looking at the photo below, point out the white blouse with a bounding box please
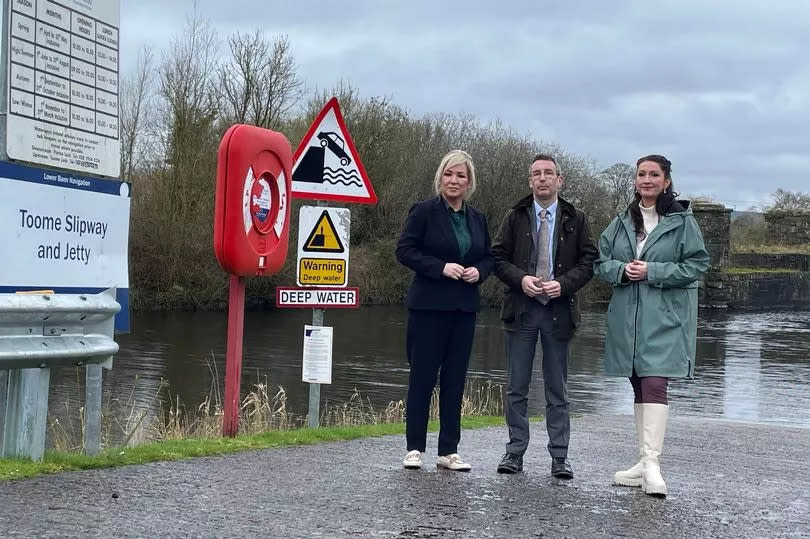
[635,203,660,256]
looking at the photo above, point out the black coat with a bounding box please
[396,196,493,312]
[492,195,597,338]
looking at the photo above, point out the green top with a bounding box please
[444,199,471,259]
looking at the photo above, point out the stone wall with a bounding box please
[720,272,810,309]
[692,201,731,270]
[691,203,810,309]
[730,253,810,271]
[700,272,729,309]
[765,211,810,245]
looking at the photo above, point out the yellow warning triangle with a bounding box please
[303,210,345,253]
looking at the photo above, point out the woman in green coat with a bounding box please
[594,155,709,498]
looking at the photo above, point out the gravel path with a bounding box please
[0,413,807,538]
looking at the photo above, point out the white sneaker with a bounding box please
[436,453,472,471]
[403,450,422,469]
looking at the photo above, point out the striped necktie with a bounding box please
[535,209,550,304]
[536,209,550,279]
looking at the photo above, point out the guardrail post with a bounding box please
[84,363,103,456]
[81,288,118,456]
[2,368,51,461]
[0,371,7,439]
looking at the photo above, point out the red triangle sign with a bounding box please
[291,98,377,204]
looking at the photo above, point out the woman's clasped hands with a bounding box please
[624,259,648,281]
[442,263,480,283]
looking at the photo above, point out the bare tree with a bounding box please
[598,163,637,214]
[119,46,154,182]
[158,8,220,170]
[768,189,810,211]
[132,8,221,305]
[218,32,304,129]
[304,79,361,121]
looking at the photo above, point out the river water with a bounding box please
[46,306,810,444]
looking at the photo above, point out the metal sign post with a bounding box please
[306,307,325,428]
[305,200,328,428]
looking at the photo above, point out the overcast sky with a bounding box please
[121,1,809,210]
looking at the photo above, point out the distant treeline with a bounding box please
[121,17,643,310]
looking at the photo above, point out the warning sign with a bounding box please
[297,206,350,287]
[298,258,346,286]
[291,98,377,204]
[303,211,345,253]
[276,287,360,308]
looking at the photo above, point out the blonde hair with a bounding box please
[433,150,477,199]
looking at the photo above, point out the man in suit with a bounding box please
[491,154,597,478]
[395,150,493,471]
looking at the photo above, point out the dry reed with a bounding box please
[46,374,504,451]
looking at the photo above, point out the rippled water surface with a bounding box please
[47,306,810,438]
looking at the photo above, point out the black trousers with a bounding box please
[405,309,476,456]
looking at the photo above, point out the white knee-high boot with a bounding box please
[613,403,644,487]
[641,403,668,497]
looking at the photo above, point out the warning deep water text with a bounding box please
[276,287,359,308]
[299,258,346,285]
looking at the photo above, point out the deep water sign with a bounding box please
[276,286,359,308]
[0,161,131,331]
[296,206,350,287]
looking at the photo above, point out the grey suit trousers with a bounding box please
[504,301,570,458]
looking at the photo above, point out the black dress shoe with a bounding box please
[551,457,573,479]
[497,452,523,474]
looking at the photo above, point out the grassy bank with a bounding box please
[0,379,516,481]
[0,416,508,482]
[722,267,801,274]
[732,243,810,255]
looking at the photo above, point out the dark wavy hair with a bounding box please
[629,154,683,241]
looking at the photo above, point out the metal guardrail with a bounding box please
[0,288,120,461]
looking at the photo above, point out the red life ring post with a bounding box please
[214,125,293,437]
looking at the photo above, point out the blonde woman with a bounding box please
[395,150,493,471]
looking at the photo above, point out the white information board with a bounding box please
[302,325,333,384]
[0,160,130,330]
[4,0,121,177]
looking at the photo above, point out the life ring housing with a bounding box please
[214,124,292,276]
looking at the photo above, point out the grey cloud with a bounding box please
[121,0,810,206]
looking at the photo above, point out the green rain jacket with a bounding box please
[594,202,710,378]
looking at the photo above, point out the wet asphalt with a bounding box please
[0,413,807,538]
